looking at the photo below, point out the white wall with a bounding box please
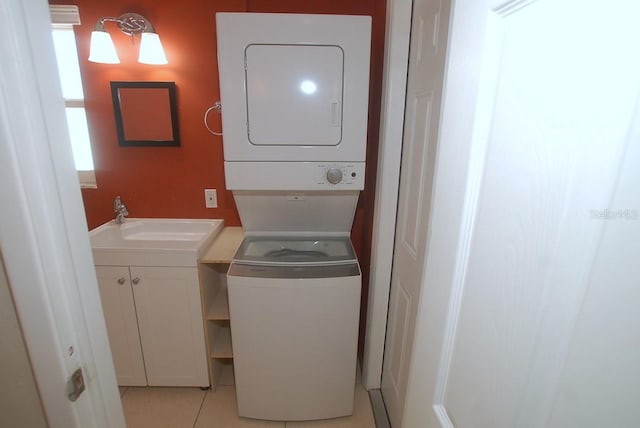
[0,254,48,428]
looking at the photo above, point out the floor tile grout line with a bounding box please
[192,387,209,428]
[118,384,374,427]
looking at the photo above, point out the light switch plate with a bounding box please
[204,189,217,208]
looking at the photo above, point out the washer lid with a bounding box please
[232,190,360,234]
[234,236,356,266]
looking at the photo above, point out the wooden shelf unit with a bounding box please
[198,227,244,389]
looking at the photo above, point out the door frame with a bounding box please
[6,0,424,420]
[0,0,124,426]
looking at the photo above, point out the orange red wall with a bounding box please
[51,0,386,359]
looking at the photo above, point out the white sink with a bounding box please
[90,218,224,267]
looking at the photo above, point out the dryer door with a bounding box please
[246,44,343,147]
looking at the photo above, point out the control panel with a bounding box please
[225,161,365,190]
[318,164,362,187]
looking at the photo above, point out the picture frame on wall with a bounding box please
[110,81,180,147]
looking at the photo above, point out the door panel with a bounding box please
[548,130,640,427]
[95,266,147,386]
[399,0,640,426]
[387,281,411,390]
[443,2,640,426]
[381,0,450,426]
[131,267,208,387]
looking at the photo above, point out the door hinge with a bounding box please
[66,367,86,402]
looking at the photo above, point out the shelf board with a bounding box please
[210,326,232,358]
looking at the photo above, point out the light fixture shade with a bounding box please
[138,32,168,65]
[88,30,120,64]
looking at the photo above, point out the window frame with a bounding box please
[50,5,97,189]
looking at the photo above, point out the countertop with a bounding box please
[198,227,244,263]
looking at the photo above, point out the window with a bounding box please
[50,5,96,188]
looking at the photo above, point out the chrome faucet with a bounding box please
[114,196,128,224]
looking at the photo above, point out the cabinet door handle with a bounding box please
[132,277,140,285]
[117,277,126,285]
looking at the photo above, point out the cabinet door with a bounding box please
[95,266,147,386]
[131,267,208,387]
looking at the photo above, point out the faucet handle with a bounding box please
[114,196,122,211]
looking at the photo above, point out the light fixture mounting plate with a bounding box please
[116,13,153,36]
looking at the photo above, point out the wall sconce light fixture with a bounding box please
[89,13,167,65]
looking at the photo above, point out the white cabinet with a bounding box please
[96,266,208,387]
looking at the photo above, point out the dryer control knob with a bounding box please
[326,168,343,184]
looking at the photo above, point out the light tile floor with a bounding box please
[119,383,375,428]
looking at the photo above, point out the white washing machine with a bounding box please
[227,236,361,421]
[216,12,371,421]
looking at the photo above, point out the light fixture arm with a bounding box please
[89,12,167,65]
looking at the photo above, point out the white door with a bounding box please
[380,0,451,426]
[132,267,209,387]
[1,0,124,426]
[397,0,640,426]
[95,266,147,386]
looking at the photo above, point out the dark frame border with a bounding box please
[110,81,180,147]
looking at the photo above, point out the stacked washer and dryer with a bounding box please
[215,13,371,421]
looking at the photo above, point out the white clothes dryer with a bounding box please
[216,12,371,164]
